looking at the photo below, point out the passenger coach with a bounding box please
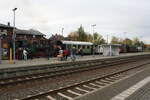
[56,40,93,55]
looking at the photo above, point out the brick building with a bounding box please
[0,23,49,60]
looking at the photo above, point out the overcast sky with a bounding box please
[0,0,150,43]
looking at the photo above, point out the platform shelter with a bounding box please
[102,44,120,56]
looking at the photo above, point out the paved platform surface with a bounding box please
[126,79,150,100]
[75,61,150,100]
[0,52,150,69]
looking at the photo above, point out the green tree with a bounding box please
[67,25,105,44]
[87,34,93,42]
[132,37,143,46]
[93,32,105,44]
[77,25,87,41]
[67,25,88,41]
[68,31,78,41]
[111,36,120,44]
[140,41,145,46]
[123,38,133,45]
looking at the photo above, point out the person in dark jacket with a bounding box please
[71,46,76,61]
[78,47,83,57]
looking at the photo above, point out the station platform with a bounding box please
[0,52,150,69]
[75,59,150,100]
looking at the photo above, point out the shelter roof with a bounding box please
[101,44,121,47]
[61,40,93,45]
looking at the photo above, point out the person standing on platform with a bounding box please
[58,47,63,61]
[63,49,69,61]
[23,49,28,61]
[71,46,76,61]
[79,47,83,57]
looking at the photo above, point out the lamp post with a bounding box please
[12,8,17,64]
[92,24,96,42]
[91,24,96,56]
[0,31,2,64]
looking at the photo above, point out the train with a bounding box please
[55,40,93,55]
[55,40,143,55]
[25,40,143,59]
[119,44,142,53]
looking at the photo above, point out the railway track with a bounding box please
[1,55,150,86]
[19,61,150,100]
[1,54,149,80]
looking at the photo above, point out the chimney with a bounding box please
[8,22,10,26]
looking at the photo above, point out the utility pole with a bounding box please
[61,28,64,36]
[91,24,96,56]
[12,8,17,64]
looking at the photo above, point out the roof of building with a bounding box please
[15,29,45,36]
[0,23,13,28]
[0,23,45,36]
[101,44,121,47]
[61,40,93,45]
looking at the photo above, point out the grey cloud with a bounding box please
[0,0,150,43]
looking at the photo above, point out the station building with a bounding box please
[0,23,49,60]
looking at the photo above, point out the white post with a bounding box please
[110,45,112,56]
[107,34,108,44]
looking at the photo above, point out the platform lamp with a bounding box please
[0,30,2,64]
[12,8,17,64]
